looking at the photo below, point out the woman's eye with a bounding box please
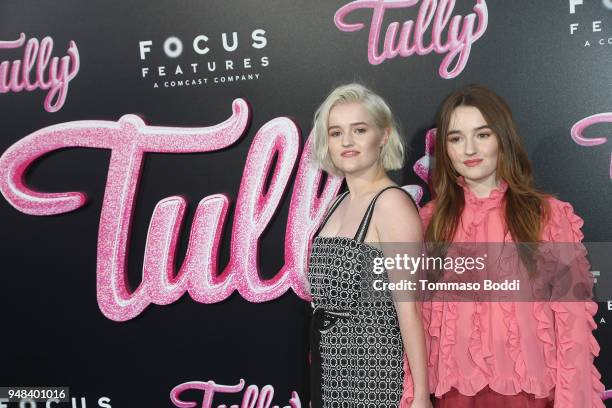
[477,133,491,139]
[329,131,341,137]
[448,136,461,143]
[355,128,366,134]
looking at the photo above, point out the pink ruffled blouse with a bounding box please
[401,179,604,407]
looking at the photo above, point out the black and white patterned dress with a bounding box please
[309,186,412,408]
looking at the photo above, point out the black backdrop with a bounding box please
[1,1,610,407]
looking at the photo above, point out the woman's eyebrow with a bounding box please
[328,122,370,130]
[447,125,490,135]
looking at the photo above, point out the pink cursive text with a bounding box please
[0,99,343,321]
[334,0,488,78]
[0,33,79,113]
[571,113,612,179]
[170,379,301,408]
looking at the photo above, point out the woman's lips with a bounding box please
[341,151,360,157]
[463,159,483,167]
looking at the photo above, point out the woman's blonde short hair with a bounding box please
[312,83,404,176]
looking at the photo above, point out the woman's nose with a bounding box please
[341,131,354,146]
[464,136,476,155]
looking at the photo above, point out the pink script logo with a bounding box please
[334,0,488,79]
[171,380,301,408]
[0,100,343,321]
[571,113,612,179]
[0,33,79,113]
[0,100,433,322]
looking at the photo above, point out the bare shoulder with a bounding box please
[372,187,422,242]
[374,187,419,218]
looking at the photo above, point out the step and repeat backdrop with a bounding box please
[0,1,610,407]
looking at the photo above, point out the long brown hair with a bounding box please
[426,85,550,272]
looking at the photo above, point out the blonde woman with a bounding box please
[308,83,431,407]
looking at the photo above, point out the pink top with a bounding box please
[401,179,604,407]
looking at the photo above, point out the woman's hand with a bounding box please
[410,395,433,408]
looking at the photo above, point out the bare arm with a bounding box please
[373,188,431,407]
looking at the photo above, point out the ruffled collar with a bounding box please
[457,176,508,207]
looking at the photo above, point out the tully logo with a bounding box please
[334,0,488,79]
[0,33,79,113]
[0,97,438,322]
[171,380,302,408]
[571,113,612,179]
[0,100,343,322]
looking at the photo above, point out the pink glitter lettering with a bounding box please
[571,113,612,179]
[0,33,79,113]
[334,0,488,78]
[170,379,302,408]
[0,100,342,321]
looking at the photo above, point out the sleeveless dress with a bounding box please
[308,186,414,408]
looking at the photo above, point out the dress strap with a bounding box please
[314,191,350,237]
[353,186,417,243]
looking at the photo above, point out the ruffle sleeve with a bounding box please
[544,198,604,407]
[419,201,435,229]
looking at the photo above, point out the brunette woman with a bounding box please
[420,84,603,407]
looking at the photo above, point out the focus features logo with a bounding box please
[569,0,612,47]
[138,30,269,89]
